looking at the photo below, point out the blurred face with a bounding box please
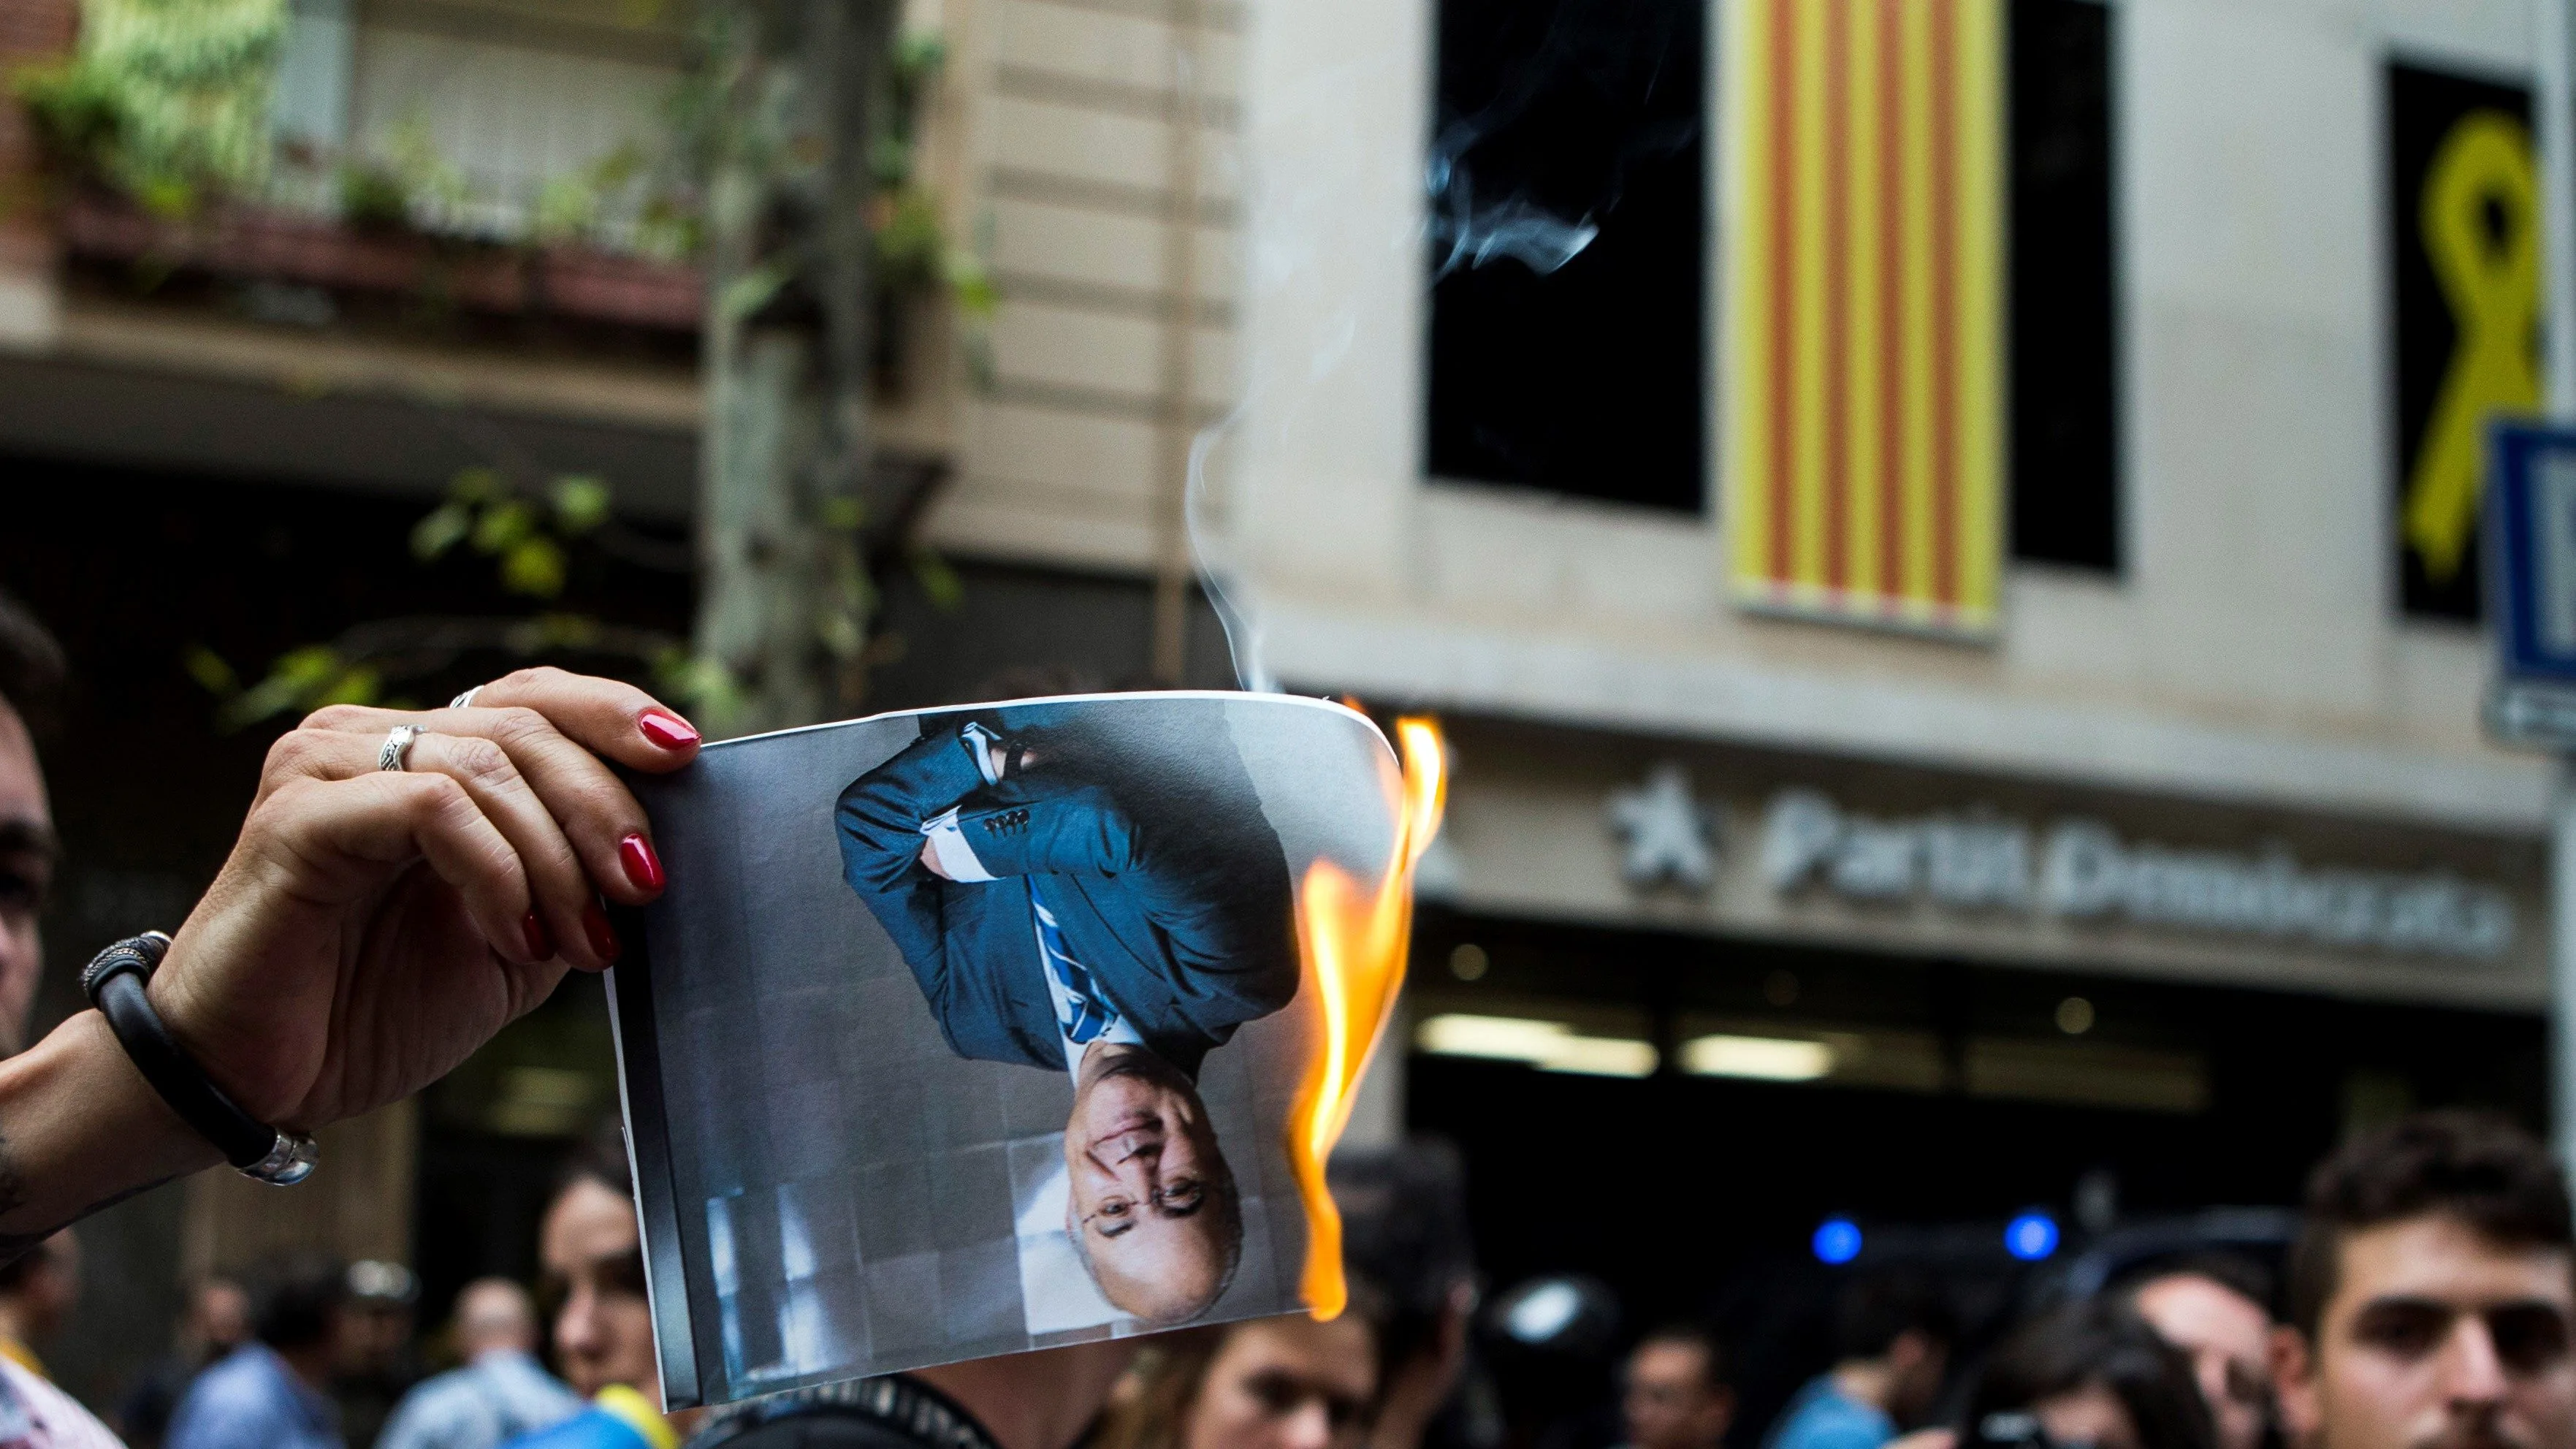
[1183,1315,1378,1449]
[335,1302,412,1374]
[196,1282,251,1353]
[10,1231,78,1339]
[541,1179,657,1400]
[1888,1331,1953,1426]
[1624,1340,1733,1449]
[2034,1380,2144,1449]
[2134,1273,2273,1449]
[0,702,52,1054]
[1065,1046,1236,1324]
[2278,1215,2576,1449]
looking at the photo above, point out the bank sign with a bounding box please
[1759,789,2515,962]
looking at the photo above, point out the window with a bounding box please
[2008,0,2119,571]
[1424,0,1707,513]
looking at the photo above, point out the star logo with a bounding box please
[1607,764,1718,891]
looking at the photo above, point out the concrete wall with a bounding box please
[919,0,1245,573]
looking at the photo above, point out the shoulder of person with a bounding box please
[0,1357,132,1449]
[693,1410,977,1449]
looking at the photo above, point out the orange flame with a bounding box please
[1287,715,1447,1320]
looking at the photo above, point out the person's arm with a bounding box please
[834,731,991,1019]
[946,784,1137,881]
[833,728,988,887]
[0,668,699,1257]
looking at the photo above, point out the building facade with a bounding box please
[1204,0,2572,1331]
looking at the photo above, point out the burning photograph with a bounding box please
[833,704,1299,1326]
[609,692,1411,1408]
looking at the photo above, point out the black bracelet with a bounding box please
[81,934,318,1187]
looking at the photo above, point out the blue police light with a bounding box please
[1812,1217,1864,1265]
[2004,1212,2060,1261]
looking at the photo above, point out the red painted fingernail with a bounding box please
[639,710,700,750]
[619,833,666,893]
[583,900,620,962]
[522,913,555,961]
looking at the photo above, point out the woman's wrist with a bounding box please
[0,1011,221,1251]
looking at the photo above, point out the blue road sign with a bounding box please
[2485,422,2576,747]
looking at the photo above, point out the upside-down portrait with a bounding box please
[834,702,1300,1326]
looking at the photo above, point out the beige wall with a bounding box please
[920,0,1244,574]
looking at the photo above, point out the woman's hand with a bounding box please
[148,667,701,1132]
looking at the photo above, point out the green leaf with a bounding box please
[314,666,381,708]
[411,502,472,560]
[532,613,603,648]
[500,538,567,598]
[531,173,600,245]
[896,31,948,83]
[656,653,743,731]
[911,549,963,611]
[717,259,793,322]
[449,465,503,503]
[549,476,611,533]
[273,644,343,686]
[472,499,536,554]
[818,494,864,531]
[183,645,240,696]
[815,598,865,658]
[218,648,340,731]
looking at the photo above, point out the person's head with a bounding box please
[248,1252,349,1380]
[340,1258,419,1373]
[190,1277,251,1357]
[1098,1312,1382,1449]
[1064,1043,1242,1325]
[1837,1269,1959,1424]
[2121,1256,2276,1449]
[2276,1112,2576,1449]
[452,1277,541,1361]
[1329,1141,1479,1444]
[1623,1323,1734,1449]
[0,592,62,1054]
[0,1230,79,1340]
[1968,1299,2214,1449]
[542,1125,657,1400]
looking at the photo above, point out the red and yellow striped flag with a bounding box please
[1726,0,2004,635]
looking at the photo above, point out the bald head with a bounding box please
[1062,1045,1241,1325]
[454,1278,540,1361]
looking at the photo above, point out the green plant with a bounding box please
[11,0,286,214]
[531,144,646,248]
[335,157,409,232]
[190,467,736,732]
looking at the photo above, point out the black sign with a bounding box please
[2388,62,2539,620]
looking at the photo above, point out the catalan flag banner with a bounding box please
[1725,0,2005,636]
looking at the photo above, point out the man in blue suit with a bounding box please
[834,700,1299,1326]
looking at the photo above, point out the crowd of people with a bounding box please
[18,1101,2563,1449]
[1,598,2573,1449]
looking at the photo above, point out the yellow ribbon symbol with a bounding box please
[2405,110,2542,585]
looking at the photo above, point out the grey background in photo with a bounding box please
[620,694,1400,1406]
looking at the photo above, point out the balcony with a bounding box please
[61,188,701,333]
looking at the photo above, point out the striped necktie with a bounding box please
[1032,892,1111,1043]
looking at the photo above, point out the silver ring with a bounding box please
[378,725,422,772]
[449,685,483,710]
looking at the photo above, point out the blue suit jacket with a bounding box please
[834,704,1297,1079]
